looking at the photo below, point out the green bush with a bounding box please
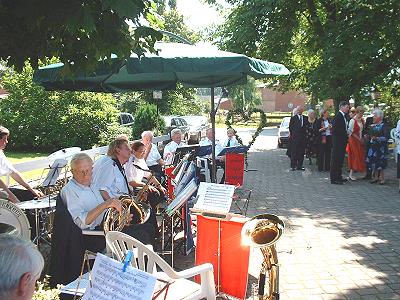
[131,103,165,139]
[98,123,133,146]
[0,63,118,151]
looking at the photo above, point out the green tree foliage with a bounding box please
[228,78,262,119]
[0,63,118,151]
[140,84,205,115]
[115,92,145,115]
[161,9,202,44]
[0,0,162,71]
[216,0,400,108]
[131,103,165,139]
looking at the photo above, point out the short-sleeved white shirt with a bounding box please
[222,137,239,147]
[0,151,16,177]
[163,141,184,160]
[125,156,150,183]
[145,143,162,167]
[92,156,129,198]
[199,138,223,156]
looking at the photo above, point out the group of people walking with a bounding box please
[288,101,397,187]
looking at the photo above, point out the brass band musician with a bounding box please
[163,128,184,163]
[0,126,43,203]
[62,152,155,249]
[141,131,164,178]
[125,141,167,230]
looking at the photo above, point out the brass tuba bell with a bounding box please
[103,195,151,234]
[242,214,285,300]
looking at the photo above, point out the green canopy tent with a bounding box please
[34,42,290,181]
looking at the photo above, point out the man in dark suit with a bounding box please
[330,101,350,184]
[288,105,308,171]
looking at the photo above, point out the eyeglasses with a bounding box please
[72,169,92,176]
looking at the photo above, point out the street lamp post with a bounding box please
[153,90,163,131]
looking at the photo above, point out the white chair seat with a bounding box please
[154,272,202,300]
[106,231,216,300]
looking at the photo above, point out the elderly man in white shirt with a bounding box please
[141,131,164,178]
[163,128,184,163]
[199,128,224,156]
[62,152,155,249]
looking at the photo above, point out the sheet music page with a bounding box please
[193,182,235,213]
[82,253,157,300]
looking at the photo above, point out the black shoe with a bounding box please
[290,168,296,171]
[341,178,348,183]
[331,180,343,185]
[297,167,305,171]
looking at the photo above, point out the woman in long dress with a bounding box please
[346,106,366,180]
[365,109,390,184]
[305,109,318,165]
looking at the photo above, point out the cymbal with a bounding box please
[48,147,81,160]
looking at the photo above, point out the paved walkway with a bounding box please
[242,128,400,299]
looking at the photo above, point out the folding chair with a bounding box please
[224,153,252,216]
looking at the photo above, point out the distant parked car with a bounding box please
[278,117,290,148]
[182,115,210,143]
[162,116,190,141]
[119,112,134,126]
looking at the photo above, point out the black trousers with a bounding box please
[317,136,332,171]
[290,140,305,169]
[330,139,347,181]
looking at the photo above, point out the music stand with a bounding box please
[218,145,249,156]
[197,145,212,157]
[35,159,68,246]
[173,144,200,165]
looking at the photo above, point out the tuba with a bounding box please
[103,195,151,234]
[241,214,285,300]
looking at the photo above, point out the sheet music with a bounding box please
[166,178,198,216]
[193,182,234,213]
[82,253,157,300]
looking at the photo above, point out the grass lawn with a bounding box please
[2,151,49,184]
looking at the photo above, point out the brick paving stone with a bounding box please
[173,128,400,299]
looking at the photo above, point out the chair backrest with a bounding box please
[106,231,178,278]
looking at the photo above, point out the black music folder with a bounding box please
[173,144,200,165]
[218,145,249,156]
[197,145,212,157]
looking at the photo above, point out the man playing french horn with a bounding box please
[62,151,155,251]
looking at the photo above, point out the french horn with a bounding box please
[241,214,285,300]
[103,195,151,234]
[136,174,164,202]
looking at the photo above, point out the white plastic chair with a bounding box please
[106,231,216,300]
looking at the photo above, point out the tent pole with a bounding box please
[210,87,217,183]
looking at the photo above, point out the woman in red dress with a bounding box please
[347,106,366,180]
